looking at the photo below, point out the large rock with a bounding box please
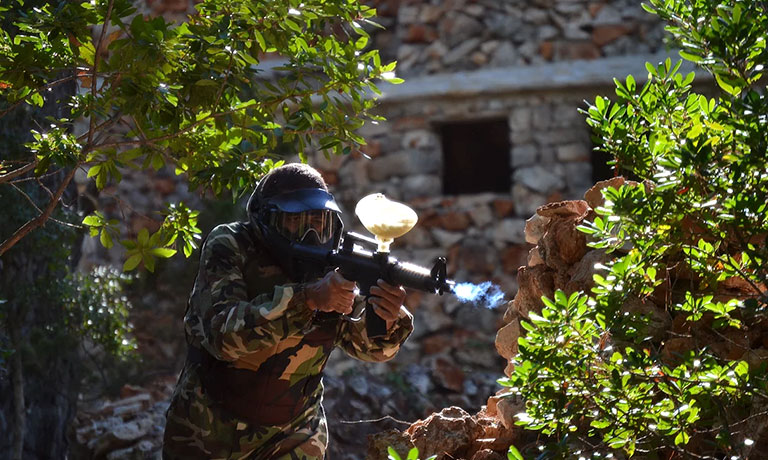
[407,406,481,460]
[513,166,564,195]
[512,264,555,318]
[584,176,636,209]
[495,397,525,430]
[495,320,520,361]
[536,200,589,219]
[524,213,551,245]
[565,249,610,292]
[620,296,671,342]
[367,429,415,460]
[537,216,588,269]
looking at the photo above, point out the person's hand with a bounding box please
[369,279,406,322]
[305,269,357,315]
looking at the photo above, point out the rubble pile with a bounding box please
[70,378,176,460]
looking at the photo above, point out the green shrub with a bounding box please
[502,1,768,458]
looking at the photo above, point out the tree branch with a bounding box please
[87,0,114,149]
[9,183,81,230]
[0,74,80,120]
[0,160,38,184]
[0,166,78,257]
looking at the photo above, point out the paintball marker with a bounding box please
[293,193,454,337]
[288,231,455,337]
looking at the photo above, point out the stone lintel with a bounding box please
[376,52,709,104]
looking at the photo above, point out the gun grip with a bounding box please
[365,298,388,338]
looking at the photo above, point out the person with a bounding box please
[163,162,414,459]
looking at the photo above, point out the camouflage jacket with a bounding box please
[170,221,413,429]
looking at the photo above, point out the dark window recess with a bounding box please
[440,119,511,195]
[591,147,642,183]
[591,147,615,183]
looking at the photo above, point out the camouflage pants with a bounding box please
[163,375,327,459]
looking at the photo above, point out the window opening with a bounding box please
[439,118,511,195]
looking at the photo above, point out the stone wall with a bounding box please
[367,0,665,77]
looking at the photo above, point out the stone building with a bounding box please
[303,0,673,308]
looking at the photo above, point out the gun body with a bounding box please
[289,232,454,337]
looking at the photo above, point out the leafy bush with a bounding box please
[64,266,137,358]
[502,1,768,458]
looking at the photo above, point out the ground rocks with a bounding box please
[70,378,176,460]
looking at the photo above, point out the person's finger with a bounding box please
[370,284,404,307]
[372,303,398,321]
[377,280,406,302]
[375,279,401,294]
[370,296,399,317]
[330,270,357,290]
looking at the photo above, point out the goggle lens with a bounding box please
[269,209,335,244]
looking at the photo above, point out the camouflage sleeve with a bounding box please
[336,303,414,362]
[191,227,315,361]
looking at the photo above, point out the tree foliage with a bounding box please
[0,0,399,269]
[502,1,768,458]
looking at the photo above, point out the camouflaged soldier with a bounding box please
[163,163,413,459]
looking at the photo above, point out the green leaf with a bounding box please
[82,215,101,226]
[100,230,113,249]
[674,430,690,446]
[507,445,524,460]
[387,446,402,460]
[679,50,702,63]
[150,248,177,258]
[714,73,741,96]
[123,254,142,271]
[137,228,149,245]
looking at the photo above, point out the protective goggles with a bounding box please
[262,188,341,244]
[269,209,337,244]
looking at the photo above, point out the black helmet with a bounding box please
[246,164,343,278]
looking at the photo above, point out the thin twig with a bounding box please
[35,177,55,201]
[87,0,115,149]
[0,160,38,184]
[339,415,413,426]
[0,74,79,120]
[0,165,79,256]
[9,167,64,184]
[9,183,81,229]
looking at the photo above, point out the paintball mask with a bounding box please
[248,187,343,278]
[269,208,337,246]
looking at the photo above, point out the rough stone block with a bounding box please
[513,166,564,195]
[432,228,465,248]
[492,198,516,218]
[402,129,439,149]
[512,144,537,167]
[524,213,551,244]
[493,218,527,245]
[468,204,494,227]
[490,41,519,67]
[444,38,482,66]
[495,320,520,360]
[556,143,590,162]
[592,24,634,47]
[511,183,548,218]
[509,106,532,131]
[555,40,601,60]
